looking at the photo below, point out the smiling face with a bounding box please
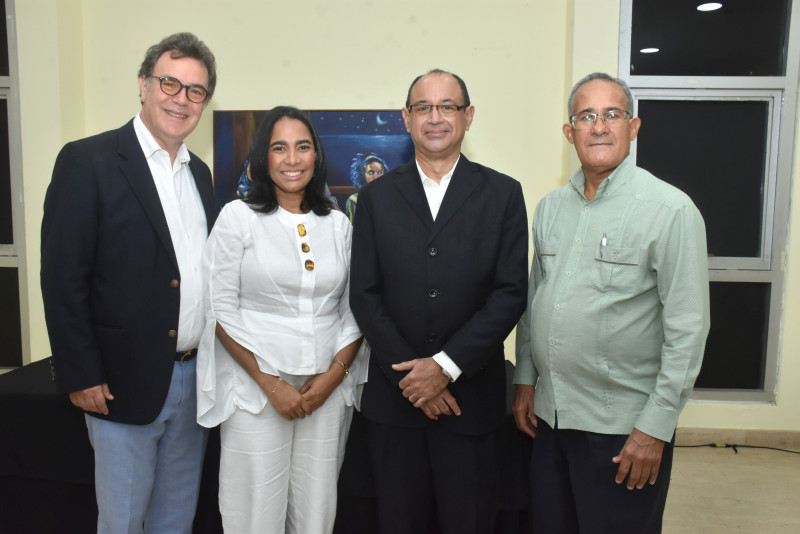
[402,72,474,162]
[267,117,316,208]
[137,52,209,158]
[563,79,641,178]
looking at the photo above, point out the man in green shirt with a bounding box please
[513,72,710,533]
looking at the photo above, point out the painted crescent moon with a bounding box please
[376,113,388,125]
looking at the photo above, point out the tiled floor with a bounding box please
[663,445,800,533]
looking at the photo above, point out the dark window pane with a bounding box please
[0,267,22,367]
[631,0,791,76]
[0,1,7,76]
[637,100,768,258]
[695,282,769,390]
[0,99,10,244]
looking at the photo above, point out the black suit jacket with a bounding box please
[41,119,216,425]
[350,156,528,435]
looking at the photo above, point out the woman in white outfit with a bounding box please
[197,106,365,534]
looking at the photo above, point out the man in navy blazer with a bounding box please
[350,69,529,533]
[41,33,217,533]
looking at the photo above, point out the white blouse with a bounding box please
[197,200,365,428]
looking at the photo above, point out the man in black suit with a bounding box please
[41,33,217,533]
[350,69,529,534]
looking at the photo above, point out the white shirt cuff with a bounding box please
[432,351,462,382]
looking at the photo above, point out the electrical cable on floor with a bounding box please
[676,443,800,455]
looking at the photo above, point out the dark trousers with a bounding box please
[366,419,500,534]
[531,420,674,534]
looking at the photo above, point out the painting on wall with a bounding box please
[213,110,414,214]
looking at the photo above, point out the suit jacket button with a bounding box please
[429,247,438,256]
[170,279,179,288]
[428,289,438,298]
[428,333,437,342]
[168,330,177,338]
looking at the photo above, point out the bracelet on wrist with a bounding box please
[332,359,349,379]
[269,377,283,398]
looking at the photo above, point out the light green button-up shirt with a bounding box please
[514,156,710,442]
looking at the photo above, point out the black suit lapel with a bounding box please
[429,156,481,243]
[189,156,216,232]
[116,121,179,270]
[392,161,434,230]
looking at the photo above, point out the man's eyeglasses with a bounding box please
[408,104,467,116]
[151,76,209,104]
[569,110,631,129]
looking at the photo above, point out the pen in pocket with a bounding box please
[600,233,608,259]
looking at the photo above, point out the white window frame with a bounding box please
[618,0,800,402]
[630,89,781,271]
[0,0,29,369]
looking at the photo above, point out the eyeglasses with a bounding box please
[298,224,314,271]
[408,104,467,116]
[569,110,631,130]
[151,76,209,104]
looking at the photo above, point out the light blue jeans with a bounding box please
[85,358,208,534]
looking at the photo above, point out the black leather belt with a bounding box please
[176,349,198,363]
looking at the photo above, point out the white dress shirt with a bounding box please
[133,113,207,352]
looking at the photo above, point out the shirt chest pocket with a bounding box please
[591,247,640,293]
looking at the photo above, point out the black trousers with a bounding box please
[531,420,674,534]
[366,419,500,534]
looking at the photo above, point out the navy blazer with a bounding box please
[41,119,216,425]
[350,156,528,435]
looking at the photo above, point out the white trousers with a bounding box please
[219,379,352,534]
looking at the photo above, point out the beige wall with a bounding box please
[13,0,800,432]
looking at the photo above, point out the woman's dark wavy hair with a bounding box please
[244,106,331,216]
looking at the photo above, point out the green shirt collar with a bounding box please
[569,154,635,200]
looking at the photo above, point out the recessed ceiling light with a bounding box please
[697,3,722,11]
[640,48,660,54]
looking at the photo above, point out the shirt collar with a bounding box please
[570,154,635,199]
[133,112,191,164]
[415,156,460,187]
[277,205,317,229]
